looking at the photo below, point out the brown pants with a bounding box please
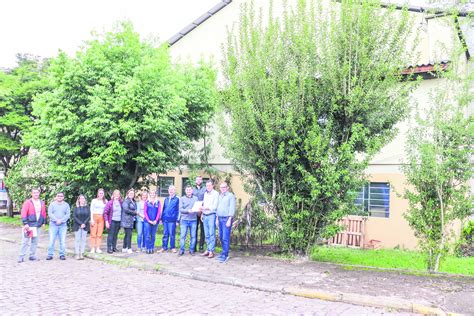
[90,214,104,248]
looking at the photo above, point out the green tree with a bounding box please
[221,0,416,253]
[30,22,217,198]
[0,54,50,216]
[4,151,69,208]
[403,58,473,272]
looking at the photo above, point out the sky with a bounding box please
[1,0,469,69]
[0,0,217,68]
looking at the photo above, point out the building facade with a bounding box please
[158,0,471,249]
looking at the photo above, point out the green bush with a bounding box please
[455,221,474,257]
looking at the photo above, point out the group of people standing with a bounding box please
[17,176,236,264]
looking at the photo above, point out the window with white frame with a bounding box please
[354,182,390,218]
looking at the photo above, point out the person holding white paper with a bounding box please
[18,188,46,263]
[200,180,219,258]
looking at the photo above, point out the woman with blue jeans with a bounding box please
[144,190,160,254]
[135,191,147,252]
[178,185,198,256]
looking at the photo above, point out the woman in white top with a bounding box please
[89,188,107,253]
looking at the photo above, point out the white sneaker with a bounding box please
[90,248,96,254]
[96,248,102,254]
[122,248,127,253]
[127,248,133,254]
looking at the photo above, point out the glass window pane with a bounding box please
[158,177,175,197]
[181,177,190,196]
[368,182,389,218]
[369,207,389,218]
[369,193,386,200]
[352,186,368,215]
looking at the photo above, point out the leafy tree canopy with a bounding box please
[30,22,218,197]
[0,54,50,172]
[0,54,51,216]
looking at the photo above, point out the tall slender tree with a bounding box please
[403,51,473,272]
[221,0,416,253]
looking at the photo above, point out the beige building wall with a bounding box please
[364,172,417,249]
[164,0,466,250]
[170,0,457,167]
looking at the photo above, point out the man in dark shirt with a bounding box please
[192,176,206,252]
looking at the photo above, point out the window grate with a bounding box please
[353,182,390,218]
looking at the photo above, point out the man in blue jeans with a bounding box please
[178,185,198,255]
[216,182,236,263]
[200,180,218,258]
[158,185,179,253]
[47,192,70,260]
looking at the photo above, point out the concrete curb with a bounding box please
[1,237,16,244]
[0,236,462,315]
[284,287,462,316]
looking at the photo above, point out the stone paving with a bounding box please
[2,223,472,314]
[100,238,473,314]
[0,239,409,315]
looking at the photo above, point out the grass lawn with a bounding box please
[0,215,22,226]
[311,246,474,276]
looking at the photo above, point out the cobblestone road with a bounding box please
[0,240,411,315]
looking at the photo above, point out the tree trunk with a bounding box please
[128,175,138,189]
[6,187,14,217]
[434,185,445,272]
[128,159,140,189]
[271,166,277,202]
[434,252,442,272]
[128,141,141,189]
[245,202,252,247]
[428,248,434,271]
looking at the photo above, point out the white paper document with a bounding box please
[191,201,203,213]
